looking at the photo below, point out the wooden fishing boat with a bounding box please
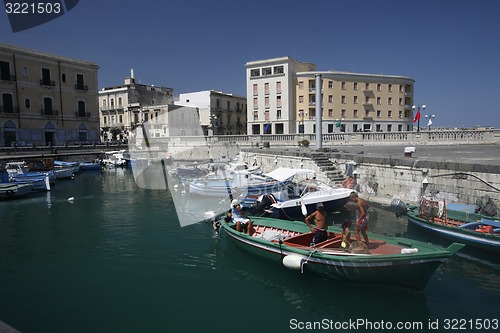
[406,197,500,254]
[219,216,464,289]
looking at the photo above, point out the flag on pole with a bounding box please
[335,121,341,128]
[413,107,421,123]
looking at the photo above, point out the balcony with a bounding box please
[75,84,89,91]
[40,80,55,87]
[41,109,59,116]
[75,112,91,118]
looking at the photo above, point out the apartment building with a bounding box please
[246,57,315,135]
[0,43,99,146]
[98,71,174,141]
[246,57,415,134]
[176,90,247,136]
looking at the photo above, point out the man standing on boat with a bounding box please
[350,192,370,245]
[304,202,328,245]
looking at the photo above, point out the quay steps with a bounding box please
[310,152,346,185]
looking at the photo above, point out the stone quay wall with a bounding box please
[240,149,500,213]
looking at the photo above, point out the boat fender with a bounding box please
[401,248,419,254]
[6,189,14,196]
[283,254,307,270]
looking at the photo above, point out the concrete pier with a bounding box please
[241,144,500,212]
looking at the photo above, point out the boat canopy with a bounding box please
[264,167,315,182]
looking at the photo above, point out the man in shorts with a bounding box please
[304,202,328,245]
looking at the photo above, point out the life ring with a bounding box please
[5,189,14,197]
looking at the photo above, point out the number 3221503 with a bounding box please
[5,2,62,14]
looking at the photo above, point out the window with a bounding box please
[119,115,123,123]
[376,124,381,132]
[275,123,284,134]
[253,84,258,95]
[118,97,122,107]
[41,68,52,86]
[250,69,260,77]
[24,98,31,109]
[398,110,403,118]
[43,97,53,115]
[0,61,11,80]
[77,101,86,117]
[298,81,304,89]
[276,109,282,119]
[341,82,346,90]
[328,81,333,89]
[354,82,358,90]
[341,96,346,104]
[2,93,13,113]
[262,67,272,75]
[328,109,333,117]
[353,109,358,118]
[399,85,404,93]
[273,66,284,74]
[353,96,358,104]
[328,124,334,133]
[102,100,107,108]
[398,124,403,131]
[388,84,392,92]
[298,95,304,103]
[264,82,269,94]
[377,83,381,92]
[253,97,258,109]
[264,96,269,108]
[227,100,231,111]
[328,95,333,103]
[388,110,393,118]
[252,124,260,134]
[76,74,85,90]
[388,97,392,105]
[387,124,392,132]
[253,111,258,121]
[399,98,403,106]
[341,109,346,118]
[376,110,381,118]
[365,83,370,90]
[377,97,381,105]
[276,95,282,108]
[22,67,28,77]
[276,81,282,94]
[365,109,370,117]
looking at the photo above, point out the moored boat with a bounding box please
[219,216,464,289]
[0,182,34,199]
[405,197,500,254]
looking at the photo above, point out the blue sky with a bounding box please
[1,0,499,128]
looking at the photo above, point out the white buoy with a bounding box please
[283,254,307,270]
[68,197,75,203]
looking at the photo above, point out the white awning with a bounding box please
[264,167,315,182]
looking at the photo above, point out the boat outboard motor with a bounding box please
[390,199,408,218]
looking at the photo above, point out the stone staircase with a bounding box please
[310,152,346,185]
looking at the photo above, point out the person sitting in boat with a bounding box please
[350,192,370,245]
[341,219,352,249]
[304,202,328,245]
[228,199,253,235]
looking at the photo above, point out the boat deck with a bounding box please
[251,225,406,256]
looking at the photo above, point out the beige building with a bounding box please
[176,90,247,136]
[99,72,174,141]
[246,57,315,135]
[246,57,415,135]
[0,43,99,146]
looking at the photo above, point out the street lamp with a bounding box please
[209,114,217,136]
[412,104,426,132]
[425,114,435,131]
[298,110,305,134]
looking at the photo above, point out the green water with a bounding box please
[0,169,499,333]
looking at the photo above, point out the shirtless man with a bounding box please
[350,192,370,245]
[304,202,328,245]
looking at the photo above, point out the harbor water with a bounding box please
[0,168,499,333]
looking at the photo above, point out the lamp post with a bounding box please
[209,114,217,136]
[298,110,304,134]
[412,104,426,132]
[425,114,435,131]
